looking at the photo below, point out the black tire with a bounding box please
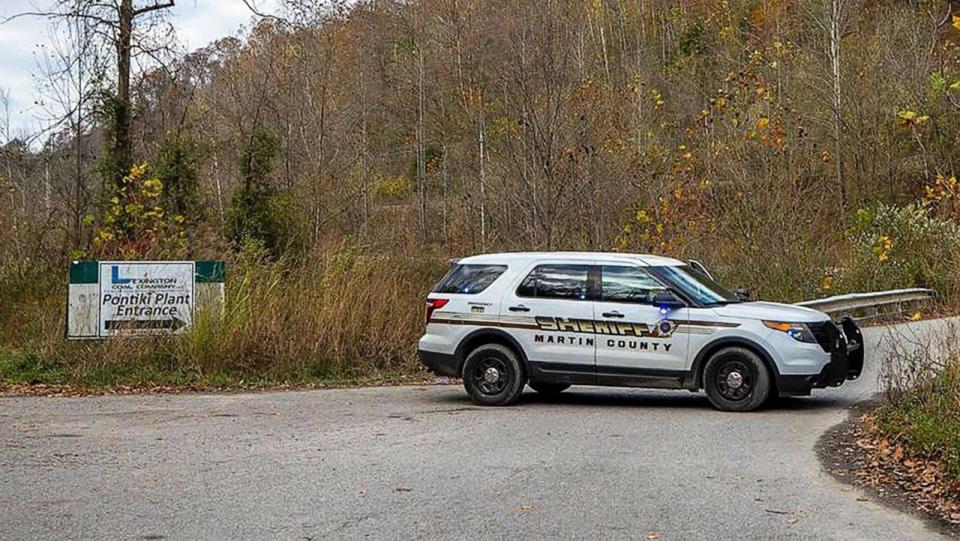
[461,344,526,406]
[528,382,570,395]
[702,347,771,412]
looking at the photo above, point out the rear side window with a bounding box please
[433,264,507,294]
[516,264,589,300]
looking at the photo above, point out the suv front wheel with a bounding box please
[702,347,771,412]
[462,344,526,406]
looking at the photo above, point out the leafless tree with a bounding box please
[4,0,177,185]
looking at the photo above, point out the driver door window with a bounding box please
[601,265,667,304]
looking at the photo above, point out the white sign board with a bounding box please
[97,261,195,337]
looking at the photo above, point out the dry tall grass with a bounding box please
[0,246,447,386]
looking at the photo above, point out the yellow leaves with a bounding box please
[373,174,411,199]
[897,110,930,128]
[143,178,163,198]
[489,115,515,138]
[821,275,834,291]
[953,15,960,31]
[650,88,665,109]
[757,117,770,131]
[921,174,960,219]
[898,110,917,122]
[129,162,148,179]
[873,235,893,262]
[91,162,185,259]
[96,229,115,243]
[950,81,960,92]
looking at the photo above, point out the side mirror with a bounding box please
[653,290,685,308]
[687,259,716,281]
[734,288,752,302]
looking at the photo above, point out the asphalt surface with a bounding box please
[1,319,956,540]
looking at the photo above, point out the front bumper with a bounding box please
[778,316,864,395]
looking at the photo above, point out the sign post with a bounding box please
[67,261,224,340]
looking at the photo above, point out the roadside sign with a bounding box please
[98,262,194,337]
[67,260,225,339]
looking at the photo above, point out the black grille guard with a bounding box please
[819,316,864,387]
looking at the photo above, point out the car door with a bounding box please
[500,262,596,379]
[593,263,690,385]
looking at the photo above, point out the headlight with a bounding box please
[763,320,817,343]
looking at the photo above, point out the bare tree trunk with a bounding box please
[74,8,84,248]
[359,64,369,240]
[478,106,487,252]
[417,48,427,242]
[829,0,847,210]
[44,158,51,213]
[113,0,134,180]
[213,154,224,229]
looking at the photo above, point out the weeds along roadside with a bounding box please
[0,245,448,388]
[874,321,960,482]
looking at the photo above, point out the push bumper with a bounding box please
[418,349,461,378]
[778,316,864,396]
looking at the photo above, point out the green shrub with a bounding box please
[842,203,960,298]
[228,128,302,259]
[876,363,960,479]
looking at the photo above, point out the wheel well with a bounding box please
[456,330,528,376]
[694,340,779,393]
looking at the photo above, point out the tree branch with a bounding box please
[240,0,289,25]
[133,1,175,17]
[0,10,118,28]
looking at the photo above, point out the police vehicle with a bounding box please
[418,252,864,411]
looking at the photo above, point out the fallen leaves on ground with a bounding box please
[0,375,450,398]
[834,413,960,526]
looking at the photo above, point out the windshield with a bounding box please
[648,265,740,306]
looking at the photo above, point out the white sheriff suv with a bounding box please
[418,252,864,411]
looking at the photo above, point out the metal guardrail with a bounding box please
[795,288,936,319]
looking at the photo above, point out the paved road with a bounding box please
[1,319,955,540]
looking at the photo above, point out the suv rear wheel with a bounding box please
[462,344,526,406]
[703,347,771,412]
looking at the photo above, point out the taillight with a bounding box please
[425,298,449,324]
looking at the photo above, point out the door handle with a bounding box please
[602,311,624,318]
[509,305,530,312]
